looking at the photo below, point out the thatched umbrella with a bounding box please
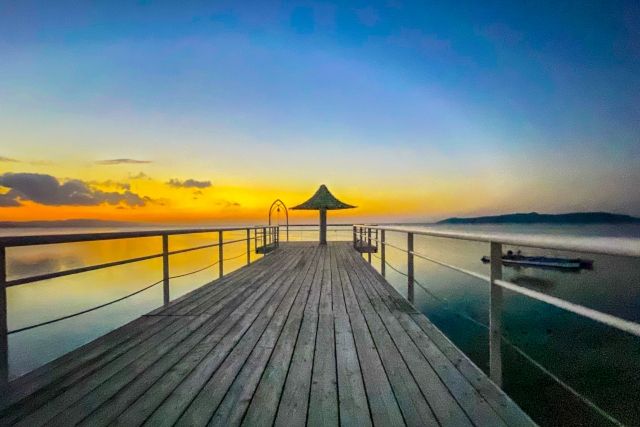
[291,185,356,244]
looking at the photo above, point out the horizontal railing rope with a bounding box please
[5,237,251,287]
[364,233,640,338]
[7,249,256,336]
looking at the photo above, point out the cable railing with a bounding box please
[354,224,640,425]
[0,225,279,389]
[276,224,354,242]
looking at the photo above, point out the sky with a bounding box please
[0,0,639,224]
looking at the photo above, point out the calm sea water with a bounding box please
[2,223,639,425]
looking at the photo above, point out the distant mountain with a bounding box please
[0,219,143,228]
[437,212,640,225]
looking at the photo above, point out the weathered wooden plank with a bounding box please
[240,248,324,427]
[210,247,320,426]
[308,244,339,427]
[3,247,294,422]
[347,247,535,427]
[329,244,372,427]
[110,247,309,427]
[343,247,474,426]
[345,248,497,426]
[174,246,317,425]
[340,245,439,426]
[1,242,534,427]
[273,246,325,427]
[68,249,308,426]
[336,247,406,427]
[410,314,537,427]
[1,247,284,411]
[138,248,311,426]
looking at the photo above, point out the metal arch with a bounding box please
[268,199,289,241]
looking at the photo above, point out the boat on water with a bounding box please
[481,250,593,270]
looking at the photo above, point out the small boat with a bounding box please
[481,250,593,270]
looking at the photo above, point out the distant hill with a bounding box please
[0,219,142,228]
[437,212,640,225]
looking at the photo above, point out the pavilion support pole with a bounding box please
[319,209,327,245]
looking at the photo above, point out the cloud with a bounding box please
[0,156,19,162]
[95,159,152,165]
[0,172,148,207]
[215,200,241,208]
[167,178,212,189]
[129,172,150,179]
[89,179,131,191]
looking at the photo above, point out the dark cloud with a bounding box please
[215,200,241,208]
[0,156,19,162]
[167,178,212,189]
[129,172,150,179]
[95,159,152,165]
[0,173,148,207]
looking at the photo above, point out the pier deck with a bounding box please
[0,242,533,426]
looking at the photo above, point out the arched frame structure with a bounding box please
[268,199,289,241]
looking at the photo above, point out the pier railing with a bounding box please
[355,224,640,424]
[277,223,354,242]
[0,225,279,390]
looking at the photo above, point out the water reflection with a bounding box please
[372,225,640,425]
[5,229,264,379]
[7,254,83,278]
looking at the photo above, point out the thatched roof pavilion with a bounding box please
[292,185,356,244]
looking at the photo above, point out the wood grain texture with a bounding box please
[0,242,533,427]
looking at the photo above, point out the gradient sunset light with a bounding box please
[1,1,639,224]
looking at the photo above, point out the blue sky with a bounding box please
[0,1,639,221]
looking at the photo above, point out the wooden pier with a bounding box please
[0,242,533,426]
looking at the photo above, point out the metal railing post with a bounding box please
[0,245,8,391]
[367,228,372,263]
[352,226,356,248]
[246,229,251,265]
[490,241,503,387]
[263,227,267,252]
[381,229,386,277]
[407,232,414,303]
[162,235,170,306]
[218,231,224,278]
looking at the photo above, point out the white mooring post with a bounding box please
[0,245,8,392]
[162,235,170,306]
[246,229,251,265]
[381,229,386,277]
[407,232,414,303]
[219,231,224,278]
[490,241,503,387]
